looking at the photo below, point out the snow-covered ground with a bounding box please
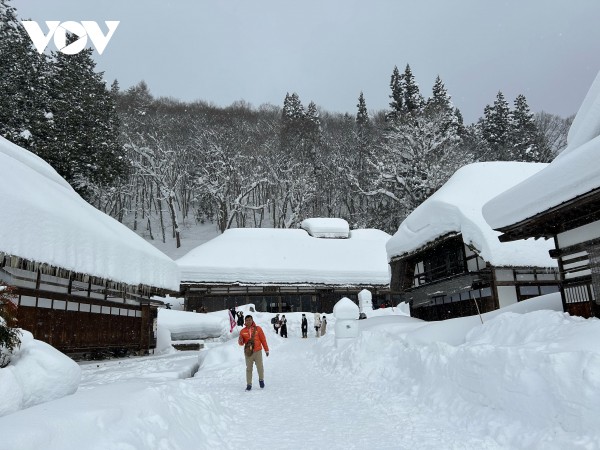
[1,294,599,449]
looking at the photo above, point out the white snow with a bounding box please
[158,308,228,341]
[332,296,359,319]
[300,217,350,238]
[387,162,557,268]
[177,227,391,286]
[0,330,81,417]
[565,70,600,154]
[483,72,600,229]
[358,288,373,313]
[18,130,31,140]
[1,294,599,449]
[0,136,180,291]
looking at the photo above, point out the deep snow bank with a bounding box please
[0,330,80,416]
[315,293,600,448]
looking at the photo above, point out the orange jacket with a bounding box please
[238,324,269,353]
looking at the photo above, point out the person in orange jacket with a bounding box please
[238,315,269,391]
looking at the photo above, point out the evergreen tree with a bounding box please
[401,64,424,116]
[356,91,369,128]
[481,91,511,160]
[354,91,372,197]
[387,66,403,122]
[305,100,321,160]
[424,75,461,138]
[510,94,542,161]
[46,35,125,192]
[427,75,451,111]
[0,0,53,153]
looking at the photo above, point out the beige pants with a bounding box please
[245,350,264,385]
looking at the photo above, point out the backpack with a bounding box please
[244,327,257,357]
[271,317,276,324]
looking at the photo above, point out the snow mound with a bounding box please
[317,293,600,447]
[0,330,81,417]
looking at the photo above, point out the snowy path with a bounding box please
[194,334,502,449]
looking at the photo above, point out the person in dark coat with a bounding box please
[280,315,288,338]
[321,316,327,336]
[237,311,244,327]
[301,314,308,338]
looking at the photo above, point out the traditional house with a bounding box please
[0,137,180,356]
[387,162,559,321]
[483,72,600,319]
[177,218,392,313]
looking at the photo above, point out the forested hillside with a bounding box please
[0,0,572,250]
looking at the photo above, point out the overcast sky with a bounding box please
[12,0,600,123]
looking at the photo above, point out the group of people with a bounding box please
[271,314,288,338]
[229,307,245,327]
[272,312,327,338]
[312,312,327,337]
[237,311,329,391]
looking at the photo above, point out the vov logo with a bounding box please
[21,21,120,55]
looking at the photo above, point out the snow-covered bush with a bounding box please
[0,329,81,417]
[0,284,21,368]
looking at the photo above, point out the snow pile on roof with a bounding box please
[0,137,180,291]
[565,70,600,153]
[387,162,557,267]
[484,71,600,229]
[0,330,81,417]
[300,218,349,238]
[177,228,391,286]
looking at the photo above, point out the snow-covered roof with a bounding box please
[300,218,349,238]
[386,162,557,267]
[483,71,600,229]
[177,227,391,286]
[0,136,180,291]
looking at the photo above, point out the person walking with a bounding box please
[321,315,327,336]
[280,315,288,338]
[314,312,322,338]
[272,313,280,335]
[238,315,269,391]
[301,314,308,338]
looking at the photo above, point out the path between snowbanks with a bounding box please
[196,335,502,449]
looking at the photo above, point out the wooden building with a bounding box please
[0,137,180,356]
[483,72,600,319]
[177,219,393,313]
[387,163,559,321]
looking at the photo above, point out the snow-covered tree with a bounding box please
[0,0,53,152]
[401,64,424,116]
[46,37,125,192]
[509,94,544,162]
[481,91,511,160]
[387,66,403,122]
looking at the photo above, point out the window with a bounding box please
[519,286,540,296]
[411,238,466,286]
